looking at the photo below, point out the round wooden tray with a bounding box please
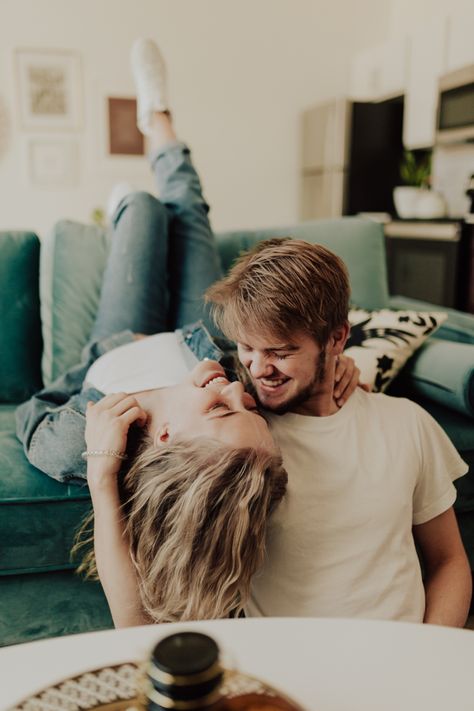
[8,662,302,710]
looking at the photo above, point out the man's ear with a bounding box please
[154,423,170,448]
[329,321,350,356]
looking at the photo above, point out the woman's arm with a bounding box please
[334,354,370,408]
[85,393,151,628]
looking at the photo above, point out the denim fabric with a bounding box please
[16,324,227,483]
[90,141,223,340]
[150,141,223,331]
[16,141,230,484]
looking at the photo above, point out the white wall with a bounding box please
[0,0,390,238]
[387,0,471,37]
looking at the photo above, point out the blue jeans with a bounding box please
[16,141,229,483]
[91,140,223,340]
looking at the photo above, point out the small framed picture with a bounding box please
[15,49,83,130]
[28,139,79,187]
[108,97,144,155]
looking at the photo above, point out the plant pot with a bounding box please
[415,189,446,219]
[393,186,423,218]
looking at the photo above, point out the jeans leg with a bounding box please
[150,141,223,332]
[90,191,170,342]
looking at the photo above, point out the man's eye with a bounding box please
[275,353,290,360]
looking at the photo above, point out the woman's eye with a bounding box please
[208,402,231,412]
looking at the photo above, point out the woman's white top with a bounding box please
[85,332,195,394]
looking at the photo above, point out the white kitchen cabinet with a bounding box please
[350,38,408,102]
[350,46,383,101]
[403,18,448,149]
[446,1,474,71]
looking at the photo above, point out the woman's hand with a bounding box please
[85,393,147,481]
[334,355,371,408]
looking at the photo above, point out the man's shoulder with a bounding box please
[355,388,422,422]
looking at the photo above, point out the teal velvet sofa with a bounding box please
[1,218,474,647]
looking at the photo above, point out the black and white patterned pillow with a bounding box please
[345,308,447,392]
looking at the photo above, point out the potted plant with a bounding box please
[393,150,445,219]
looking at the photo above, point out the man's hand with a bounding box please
[334,354,371,408]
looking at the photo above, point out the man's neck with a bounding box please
[290,365,341,417]
[291,391,341,417]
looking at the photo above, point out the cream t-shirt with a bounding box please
[248,388,467,622]
[84,332,196,394]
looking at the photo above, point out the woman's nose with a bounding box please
[221,380,247,407]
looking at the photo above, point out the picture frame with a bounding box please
[28,139,79,187]
[15,49,83,130]
[108,97,144,155]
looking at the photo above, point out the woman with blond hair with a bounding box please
[16,39,358,626]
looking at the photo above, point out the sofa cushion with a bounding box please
[346,308,447,392]
[40,220,109,385]
[0,405,91,575]
[0,232,43,401]
[389,295,474,345]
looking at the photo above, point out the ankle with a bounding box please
[148,112,177,151]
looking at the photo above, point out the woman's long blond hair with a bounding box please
[74,433,287,622]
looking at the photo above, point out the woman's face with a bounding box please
[146,360,278,454]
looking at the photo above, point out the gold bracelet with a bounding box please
[81,449,128,461]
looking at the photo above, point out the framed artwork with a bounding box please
[108,97,144,155]
[15,49,82,130]
[28,139,79,187]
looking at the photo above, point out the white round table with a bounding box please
[1,617,474,710]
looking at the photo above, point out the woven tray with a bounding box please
[8,662,301,710]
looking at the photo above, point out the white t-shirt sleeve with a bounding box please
[411,402,468,526]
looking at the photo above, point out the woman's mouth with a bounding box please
[201,374,229,388]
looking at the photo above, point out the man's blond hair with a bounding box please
[206,238,350,345]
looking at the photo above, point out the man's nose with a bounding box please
[249,354,273,379]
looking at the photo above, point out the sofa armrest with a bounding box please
[389,295,474,345]
[400,337,474,418]
[388,296,474,418]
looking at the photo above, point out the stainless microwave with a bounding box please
[436,64,474,144]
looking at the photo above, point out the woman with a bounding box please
[16,39,359,626]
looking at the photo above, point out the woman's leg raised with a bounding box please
[131,39,223,332]
[90,191,170,341]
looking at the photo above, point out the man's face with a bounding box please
[237,331,328,414]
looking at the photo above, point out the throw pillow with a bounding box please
[345,308,447,392]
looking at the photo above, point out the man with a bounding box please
[207,238,472,627]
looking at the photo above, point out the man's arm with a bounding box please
[413,507,472,628]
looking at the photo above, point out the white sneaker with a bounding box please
[130,38,169,136]
[106,181,135,221]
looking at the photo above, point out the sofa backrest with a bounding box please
[5,217,389,390]
[215,218,389,310]
[0,232,43,402]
